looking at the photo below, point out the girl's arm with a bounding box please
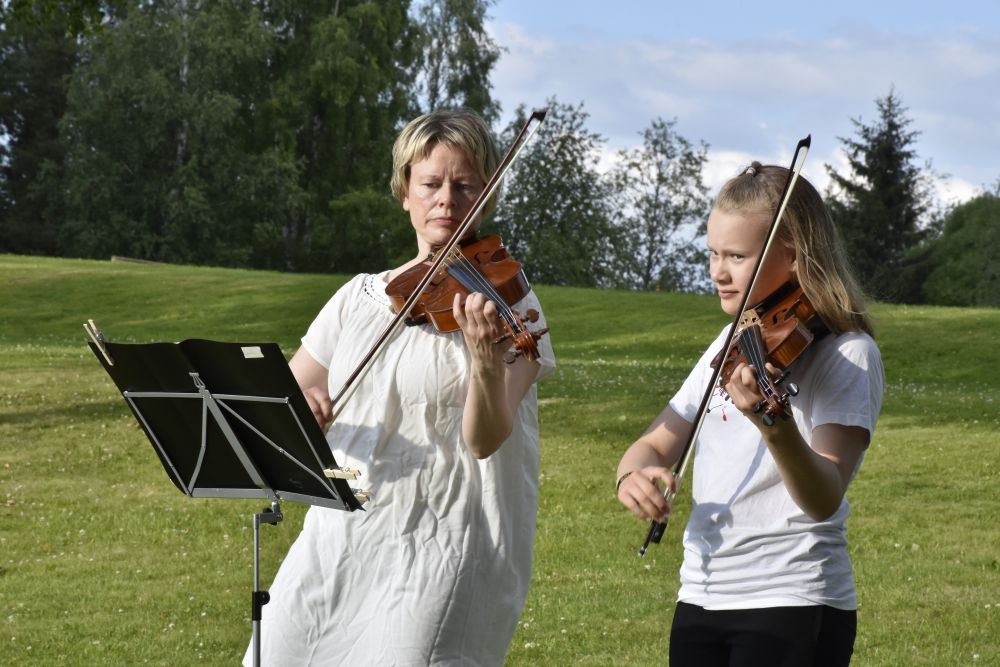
[455,293,541,459]
[616,405,693,523]
[726,362,868,521]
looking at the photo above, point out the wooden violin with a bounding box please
[638,135,813,557]
[385,233,548,363]
[711,281,828,426]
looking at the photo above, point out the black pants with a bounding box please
[669,601,857,667]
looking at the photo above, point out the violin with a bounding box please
[385,233,548,364]
[711,281,828,426]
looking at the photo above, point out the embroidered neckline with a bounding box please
[362,272,393,310]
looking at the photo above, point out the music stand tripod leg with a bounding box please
[252,501,283,667]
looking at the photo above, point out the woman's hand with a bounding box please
[453,291,540,459]
[302,386,333,434]
[618,467,676,523]
[453,292,508,372]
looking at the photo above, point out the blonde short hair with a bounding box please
[715,161,875,337]
[391,110,501,218]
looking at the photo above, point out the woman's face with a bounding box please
[707,207,797,316]
[403,142,486,256]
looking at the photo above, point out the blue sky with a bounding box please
[486,0,1000,201]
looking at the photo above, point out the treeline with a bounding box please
[1,4,998,304]
[0,0,503,274]
[0,1,713,291]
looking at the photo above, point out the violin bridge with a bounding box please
[737,309,761,334]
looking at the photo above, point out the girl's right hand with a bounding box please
[618,467,676,523]
[302,386,333,434]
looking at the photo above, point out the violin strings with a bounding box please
[446,250,518,325]
[442,250,523,332]
[741,326,777,400]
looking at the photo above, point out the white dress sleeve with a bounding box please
[300,275,366,370]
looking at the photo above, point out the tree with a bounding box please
[57,0,307,268]
[899,192,1000,307]
[54,0,419,271]
[3,0,108,37]
[0,11,78,255]
[485,98,616,288]
[606,118,710,291]
[825,88,936,301]
[411,0,503,122]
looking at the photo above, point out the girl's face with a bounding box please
[403,142,485,257]
[707,207,797,316]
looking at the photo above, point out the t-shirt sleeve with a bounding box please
[807,334,885,440]
[300,275,364,370]
[669,326,731,423]
[513,289,557,383]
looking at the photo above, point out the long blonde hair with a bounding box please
[390,110,501,218]
[715,161,875,337]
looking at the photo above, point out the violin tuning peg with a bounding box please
[525,309,539,323]
[761,413,776,427]
[774,370,792,386]
[786,382,799,397]
[492,332,512,346]
[503,350,521,364]
[531,327,549,341]
[751,400,767,414]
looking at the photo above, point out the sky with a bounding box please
[486,0,1000,203]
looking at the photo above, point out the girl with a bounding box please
[245,110,555,666]
[616,162,884,666]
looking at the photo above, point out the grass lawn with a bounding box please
[2,255,999,666]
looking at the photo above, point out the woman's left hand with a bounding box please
[453,292,508,372]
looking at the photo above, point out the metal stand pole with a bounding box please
[251,501,283,667]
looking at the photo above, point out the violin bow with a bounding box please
[326,110,548,426]
[638,135,812,556]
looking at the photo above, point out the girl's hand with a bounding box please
[725,361,780,424]
[618,467,676,523]
[453,292,507,373]
[302,386,333,434]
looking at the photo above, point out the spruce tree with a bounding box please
[825,88,933,301]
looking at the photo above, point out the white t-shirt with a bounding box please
[245,273,556,667]
[669,325,884,611]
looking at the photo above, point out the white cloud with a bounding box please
[489,22,1000,204]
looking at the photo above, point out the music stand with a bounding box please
[85,327,366,666]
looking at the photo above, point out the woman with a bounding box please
[616,163,884,666]
[245,110,555,666]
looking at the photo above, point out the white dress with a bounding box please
[244,272,556,666]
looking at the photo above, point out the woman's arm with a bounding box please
[726,362,868,521]
[454,292,541,459]
[616,405,693,523]
[289,347,333,433]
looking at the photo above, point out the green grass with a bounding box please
[1,255,999,666]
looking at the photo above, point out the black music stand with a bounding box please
[85,328,367,667]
